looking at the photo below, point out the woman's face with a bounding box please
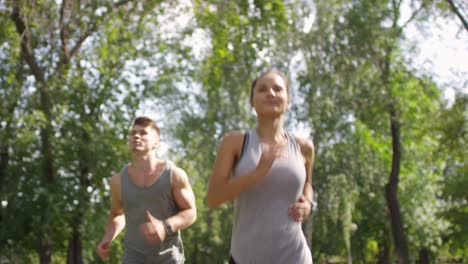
[251,72,289,116]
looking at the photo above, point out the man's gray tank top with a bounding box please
[231,129,313,264]
[120,161,185,263]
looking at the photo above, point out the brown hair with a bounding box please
[250,69,289,102]
[133,116,160,135]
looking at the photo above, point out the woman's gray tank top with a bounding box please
[120,161,185,263]
[230,129,313,264]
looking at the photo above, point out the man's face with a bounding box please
[129,124,160,153]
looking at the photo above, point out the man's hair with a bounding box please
[133,116,160,134]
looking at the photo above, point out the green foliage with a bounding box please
[296,0,465,261]
[435,95,468,257]
[0,0,466,262]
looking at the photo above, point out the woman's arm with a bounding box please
[289,136,315,222]
[206,132,282,208]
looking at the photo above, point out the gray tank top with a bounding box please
[120,161,185,262]
[230,129,313,264]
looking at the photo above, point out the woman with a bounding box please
[206,69,315,263]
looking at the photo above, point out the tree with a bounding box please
[1,0,465,262]
[296,0,458,262]
[3,0,182,262]
[436,94,468,260]
[446,0,468,32]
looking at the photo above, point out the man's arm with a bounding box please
[165,166,197,232]
[96,173,125,260]
[140,165,197,245]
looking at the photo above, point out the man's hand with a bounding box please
[139,210,166,245]
[289,195,312,222]
[96,240,111,260]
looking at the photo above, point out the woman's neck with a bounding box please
[256,116,286,143]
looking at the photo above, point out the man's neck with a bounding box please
[130,152,160,172]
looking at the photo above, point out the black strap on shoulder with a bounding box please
[229,255,237,264]
[239,131,249,161]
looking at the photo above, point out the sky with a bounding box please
[403,11,468,103]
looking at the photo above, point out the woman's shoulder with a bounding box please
[218,131,248,155]
[292,134,314,155]
[222,130,247,143]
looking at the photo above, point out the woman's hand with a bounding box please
[289,195,312,222]
[96,240,111,260]
[256,142,285,176]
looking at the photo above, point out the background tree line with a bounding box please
[0,0,466,263]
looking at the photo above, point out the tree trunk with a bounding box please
[446,0,468,32]
[347,246,352,264]
[0,71,19,190]
[66,141,91,264]
[0,143,9,188]
[385,107,409,264]
[12,4,56,262]
[418,248,430,264]
[377,239,390,264]
[38,237,52,264]
[67,225,83,264]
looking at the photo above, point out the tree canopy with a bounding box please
[0,0,466,263]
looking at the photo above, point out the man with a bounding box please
[96,116,197,263]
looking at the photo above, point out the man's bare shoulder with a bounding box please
[170,164,191,186]
[109,172,121,186]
